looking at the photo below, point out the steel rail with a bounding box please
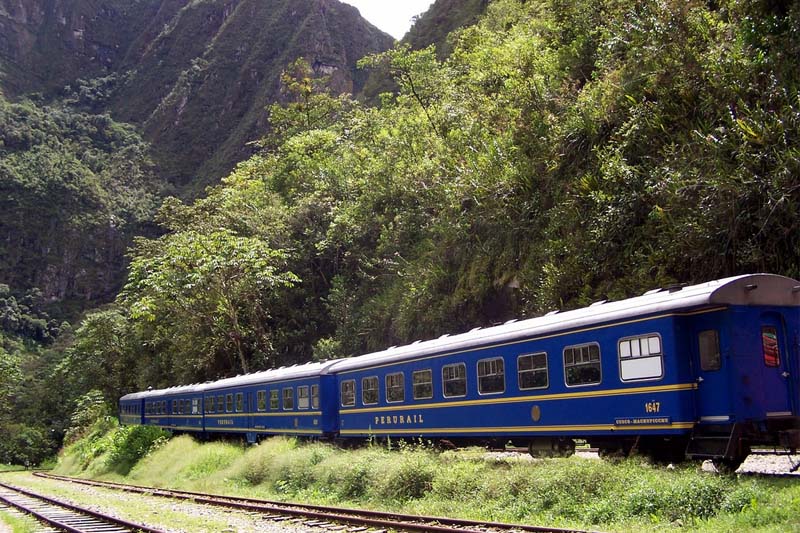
[0,480,166,533]
[36,472,598,533]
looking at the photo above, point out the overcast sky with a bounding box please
[341,1,435,39]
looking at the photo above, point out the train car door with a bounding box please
[689,313,732,422]
[758,312,796,417]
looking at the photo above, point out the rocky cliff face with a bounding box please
[0,0,393,191]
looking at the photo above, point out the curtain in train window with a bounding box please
[762,326,781,367]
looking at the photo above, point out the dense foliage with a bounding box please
[0,286,71,464]
[0,94,162,307]
[60,0,800,396]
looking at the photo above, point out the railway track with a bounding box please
[0,480,165,533]
[35,472,597,533]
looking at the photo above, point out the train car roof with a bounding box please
[328,274,800,373]
[121,360,341,400]
[197,360,341,393]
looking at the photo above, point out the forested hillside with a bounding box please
[0,0,394,191]
[1,0,799,464]
[65,0,800,396]
[0,95,162,307]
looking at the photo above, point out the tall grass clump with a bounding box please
[371,443,437,503]
[313,446,389,500]
[105,425,170,474]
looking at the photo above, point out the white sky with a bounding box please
[341,1,436,39]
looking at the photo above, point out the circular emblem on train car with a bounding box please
[531,405,541,422]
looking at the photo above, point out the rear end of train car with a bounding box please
[683,275,800,466]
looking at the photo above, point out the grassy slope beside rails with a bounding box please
[52,422,800,532]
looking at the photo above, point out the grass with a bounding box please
[52,431,800,532]
[0,509,38,533]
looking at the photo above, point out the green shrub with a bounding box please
[106,425,170,474]
[373,448,437,502]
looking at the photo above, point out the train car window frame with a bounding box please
[762,326,781,367]
[618,334,664,382]
[282,387,294,410]
[298,385,310,410]
[192,398,200,415]
[477,357,505,395]
[698,330,721,371]
[217,395,224,413]
[257,390,267,411]
[225,393,234,413]
[206,396,215,414]
[386,372,405,403]
[269,390,279,410]
[412,369,433,400]
[563,343,602,387]
[362,376,379,405]
[311,384,320,409]
[235,392,244,412]
[172,400,177,414]
[518,352,549,390]
[442,363,467,398]
[341,379,356,407]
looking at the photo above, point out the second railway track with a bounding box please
[0,479,165,533]
[34,472,597,533]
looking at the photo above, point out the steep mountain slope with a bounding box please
[360,0,488,101]
[404,0,488,57]
[112,0,394,191]
[0,0,393,192]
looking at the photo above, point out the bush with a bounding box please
[106,425,170,474]
[0,423,54,466]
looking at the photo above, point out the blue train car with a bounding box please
[160,384,205,433]
[328,274,800,465]
[119,393,145,426]
[201,361,339,443]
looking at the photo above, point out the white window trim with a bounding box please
[563,342,602,388]
[477,356,506,395]
[617,333,664,382]
[517,352,549,390]
[442,363,467,398]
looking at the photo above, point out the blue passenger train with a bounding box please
[120,274,800,467]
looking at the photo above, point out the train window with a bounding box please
[478,358,505,394]
[386,372,405,403]
[362,377,379,405]
[283,388,294,410]
[443,363,467,398]
[226,393,234,413]
[270,390,279,410]
[161,401,166,414]
[699,330,721,371]
[206,397,214,414]
[192,398,199,415]
[762,327,780,367]
[341,380,356,407]
[235,393,244,412]
[257,391,267,411]
[413,369,433,400]
[518,352,548,390]
[172,400,177,414]
[298,386,310,409]
[311,384,319,409]
[618,334,663,382]
[564,343,601,387]
[217,395,224,413]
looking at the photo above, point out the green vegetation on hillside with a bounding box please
[53,431,800,532]
[0,94,162,307]
[66,0,800,392]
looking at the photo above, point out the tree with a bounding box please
[122,229,299,381]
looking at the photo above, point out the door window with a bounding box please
[762,326,781,367]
